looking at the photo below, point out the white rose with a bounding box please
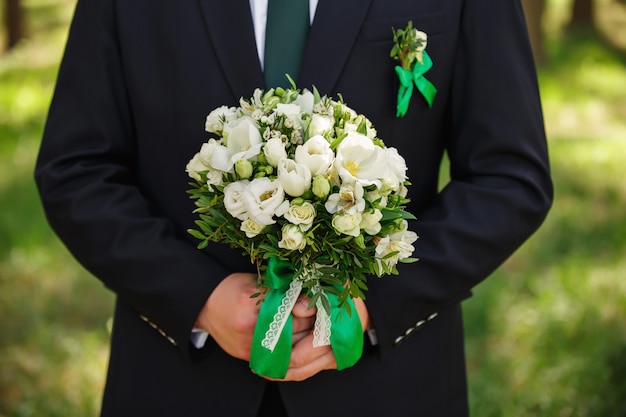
[332,212,363,237]
[223,116,263,167]
[186,152,209,181]
[205,143,233,173]
[205,106,238,134]
[334,132,388,188]
[243,177,289,226]
[283,202,316,231]
[324,182,365,214]
[278,224,307,251]
[263,137,288,167]
[240,218,264,238]
[295,135,334,176]
[223,181,250,221]
[277,159,312,197]
[206,169,224,191]
[360,209,383,235]
[308,114,334,138]
[197,139,223,168]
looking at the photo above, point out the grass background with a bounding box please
[1,0,625,415]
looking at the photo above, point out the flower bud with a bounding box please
[235,159,253,179]
[312,176,331,199]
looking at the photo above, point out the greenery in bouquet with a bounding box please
[186,80,418,316]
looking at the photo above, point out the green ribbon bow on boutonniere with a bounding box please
[391,21,437,117]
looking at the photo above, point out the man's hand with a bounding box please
[195,273,316,361]
[263,297,370,382]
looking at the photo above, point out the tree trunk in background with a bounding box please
[4,0,25,50]
[568,0,596,30]
[521,0,546,65]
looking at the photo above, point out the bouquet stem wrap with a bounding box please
[395,50,437,116]
[250,257,363,379]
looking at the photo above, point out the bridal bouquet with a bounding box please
[186,81,418,378]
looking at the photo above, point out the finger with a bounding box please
[283,348,337,382]
[292,315,315,334]
[291,296,316,318]
[292,329,310,345]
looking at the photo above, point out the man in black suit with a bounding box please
[35,0,552,416]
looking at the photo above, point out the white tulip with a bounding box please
[263,137,288,167]
[277,159,312,197]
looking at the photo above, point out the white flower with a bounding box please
[223,116,263,167]
[223,181,250,221]
[283,202,316,231]
[240,218,264,238]
[197,139,220,166]
[186,138,225,180]
[295,90,314,115]
[278,224,307,251]
[295,135,334,176]
[325,182,365,214]
[381,147,408,191]
[205,106,238,134]
[375,221,418,273]
[186,152,209,181]
[263,137,288,167]
[308,114,334,138]
[243,177,289,226]
[277,159,312,197]
[203,143,232,173]
[334,132,388,188]
[360,209,383,235]
[275,103,302,118]
[331,212,363,237]
[206,169,224,191]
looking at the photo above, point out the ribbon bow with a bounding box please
[395,51,437,117]
[250,257,363,379]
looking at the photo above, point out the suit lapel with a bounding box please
[197,0,374,98]
[197,0,265,100]
[298,0,374,94]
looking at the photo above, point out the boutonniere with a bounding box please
[390,21,437,117]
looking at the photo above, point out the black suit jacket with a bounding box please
[35,0,552,416]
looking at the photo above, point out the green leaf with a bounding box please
[400,257,419,264]
[187,229,206,240]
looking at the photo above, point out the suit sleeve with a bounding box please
[365,0,553,356]
[34,0,230,358]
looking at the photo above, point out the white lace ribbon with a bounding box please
[313,295,332,347]
[261,279,303,352]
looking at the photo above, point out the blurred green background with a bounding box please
[1,0,625,416]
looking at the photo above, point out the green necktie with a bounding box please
[264,0,309,88]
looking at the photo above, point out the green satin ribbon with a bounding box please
[395,50,437,117]
[249,257,363,379]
